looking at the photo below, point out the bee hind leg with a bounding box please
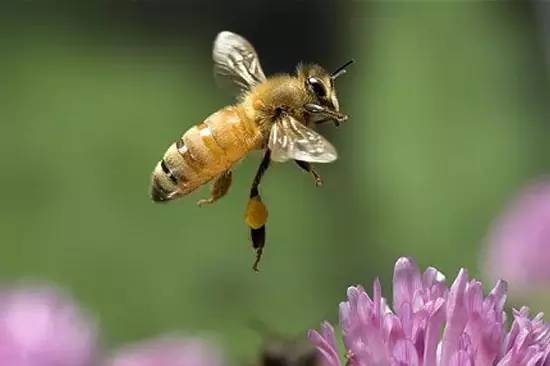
[295,160,323,187]
[245,150,271,271]
[251,226,265,272]
[197,170,233,206]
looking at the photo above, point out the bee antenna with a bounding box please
[330,59,355,79]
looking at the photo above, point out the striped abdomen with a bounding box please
[150,105,263,202]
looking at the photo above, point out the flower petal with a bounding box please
[106,336,224,366]
[393,257,422,317]
[439,268,469,366]
[422,298,445,366]
[308,323,341,366]
[0,286,98,366]
[391,339,419,366]
[448,350,473,366]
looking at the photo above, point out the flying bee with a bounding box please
[258,336,322,366]
[249,320,323,366]
[150,31,353,271]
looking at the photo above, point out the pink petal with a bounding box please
[106,337,223,366]
[448,350,473,366]
[373,278,382,326]
[422,298,445,366]
[391,339,419,366]
[488,280,507,313]
[0,286,98,366]
[393,258,422,318]
[308,324,341,366]
[440,269,469,366]
[385,313,405,349]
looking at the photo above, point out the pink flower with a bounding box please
[309,257,550,366]
[485,181,550,291]
[105,336,225,366]
[0,285,98,366]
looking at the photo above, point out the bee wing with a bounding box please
[213,31,266,95]
[268,115,338,163]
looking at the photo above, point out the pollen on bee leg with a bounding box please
[247,196,268,271]
[245,196,268,229]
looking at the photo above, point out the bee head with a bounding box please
[297,60,353,114]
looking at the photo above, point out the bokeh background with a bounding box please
[1,0,550,363]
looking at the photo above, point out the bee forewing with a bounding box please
[268,115,338,163]
[213,31,266,95]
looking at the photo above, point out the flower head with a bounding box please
[485,180,550,291]
[0,285,98,366]
[309,257,550,366]
[105,336,225,366]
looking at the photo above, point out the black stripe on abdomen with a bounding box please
[160,159,178,184]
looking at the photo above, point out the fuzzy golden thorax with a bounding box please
[244,75,309,125]
[243,63,342,130]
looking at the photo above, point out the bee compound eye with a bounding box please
[307,77,326,98]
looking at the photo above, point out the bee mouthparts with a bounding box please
[336,112,349,121]
[327,110,348,122]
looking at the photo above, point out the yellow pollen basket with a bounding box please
[245,196,268,229]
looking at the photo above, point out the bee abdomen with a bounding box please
[150,141,201,202]
[150,106,262,203]
[150,168,175,203]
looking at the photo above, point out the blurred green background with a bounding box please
[1,1,549,362]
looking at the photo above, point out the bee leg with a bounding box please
[245,150,271,271]
[304,103,348,126]
[294,160,323,187]
[197,170,232,206]
[251,226,265,272]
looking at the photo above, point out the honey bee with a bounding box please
[258,336,322,366]
[249,320,323,366]
[150,31,352,271]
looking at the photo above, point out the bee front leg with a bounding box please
[197,170,233,206]
[245,150,271,271]
[304,103,348,127]
[294,160,323,187]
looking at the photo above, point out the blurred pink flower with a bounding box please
[309,257,550,366]
[0,285,98,366]
[485,181,550,290]
[105,336,225,366]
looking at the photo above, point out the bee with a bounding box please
[249,320,323,366]
[258,336,321,366]
[150,31,353,271]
